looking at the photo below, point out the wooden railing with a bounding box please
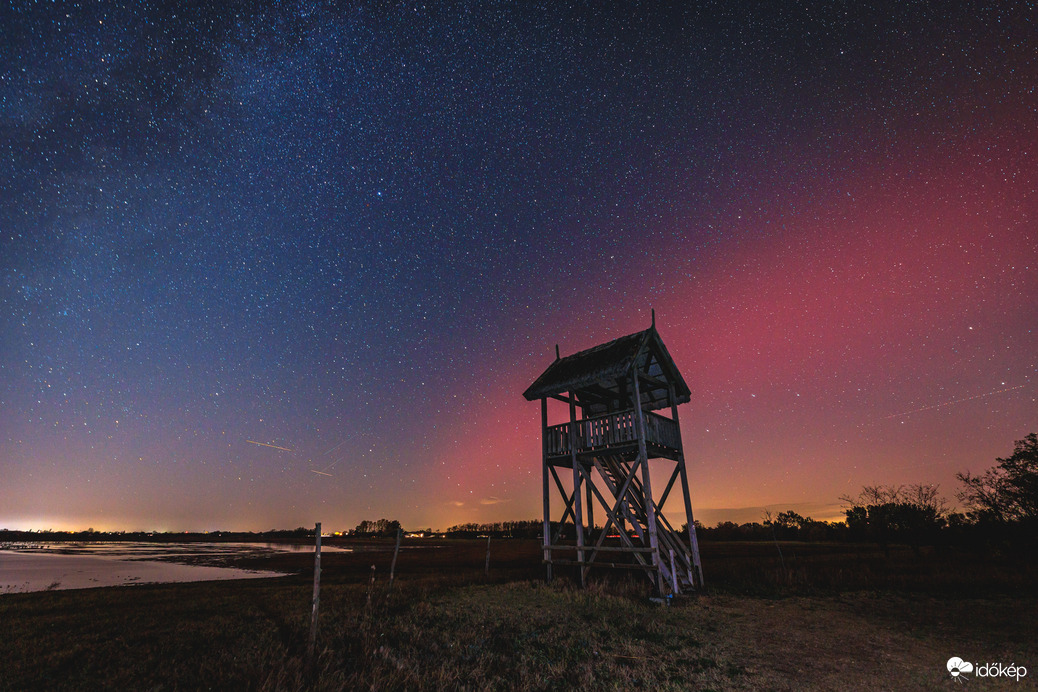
[546,409,680,457]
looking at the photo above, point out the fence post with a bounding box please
[309,522,321,655]
[484,535,491,576]
[365,565,377,608]
[389,527,402,589]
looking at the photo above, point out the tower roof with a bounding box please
[523,326,690,412]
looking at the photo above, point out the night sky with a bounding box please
[2,2,1035,532]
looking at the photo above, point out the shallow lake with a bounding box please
[0,541,347,594]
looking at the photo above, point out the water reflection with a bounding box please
[1,541,350,555]
[0,541,348,595]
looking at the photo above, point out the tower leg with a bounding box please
[632,373,665,596]
[569,393,585,588]
[586,480,595,536]
[668,382,703,590]
[678,454,704,588]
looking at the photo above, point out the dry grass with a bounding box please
[1,539,1036,691]
[315,580,1036,691]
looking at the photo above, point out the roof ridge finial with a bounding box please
[651,308,655,328]
[555,344,560,360]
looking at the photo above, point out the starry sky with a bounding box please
[1,1,1035,532]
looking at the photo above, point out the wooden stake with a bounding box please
[484,535,491,576]
[389,527,402,589]
[308,522,321,654]
[365,565,376,608]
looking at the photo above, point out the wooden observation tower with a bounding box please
[523,316,704,595]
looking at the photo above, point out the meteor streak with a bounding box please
[884,383,1027,420]
[310,459,339,477]
[321,438,350,456]
[246,440,294,452]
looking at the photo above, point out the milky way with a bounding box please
[1,2,1035,531]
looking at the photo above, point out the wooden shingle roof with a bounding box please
[523,326,690,412]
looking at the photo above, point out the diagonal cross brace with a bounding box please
[579,462,652,575]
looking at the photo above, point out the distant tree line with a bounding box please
[0,527,317,542]
[689,513,848,543]
[684,433,1038,553]
[352,518,402,537]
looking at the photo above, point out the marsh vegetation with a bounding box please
[1,537,1035,691]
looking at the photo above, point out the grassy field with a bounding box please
[1,539,1035,690]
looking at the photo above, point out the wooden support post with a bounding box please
[633,372,664,595]
[671,383,704,588]
[541,398,552,583]
[677,455,703,588]
[308,522,321,654]
[568,392,585,587]
[586,477,595,536]
[616,381,628,537]
[548,464,578,542]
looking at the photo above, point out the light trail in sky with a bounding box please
[321,438,350,456]
[245,440,294,452]
[883,384,1027,420]
[310,469,333,476]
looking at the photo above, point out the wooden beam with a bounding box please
[550,545,655,553]
[648,338,687,394]
[549,393,579,406]
[636,370,671,391]
[548,464,576,545]
[657,463,681,514]
[632,371,665,595]
[548,559,650,570]
[654,511,691,568]
[574,385,615,405]
[586,457,651,571]
[677,454,703,588]
[576,464,657,584]
[588,455,643,548]
[585,473,595,534]
[576,382,621,404]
